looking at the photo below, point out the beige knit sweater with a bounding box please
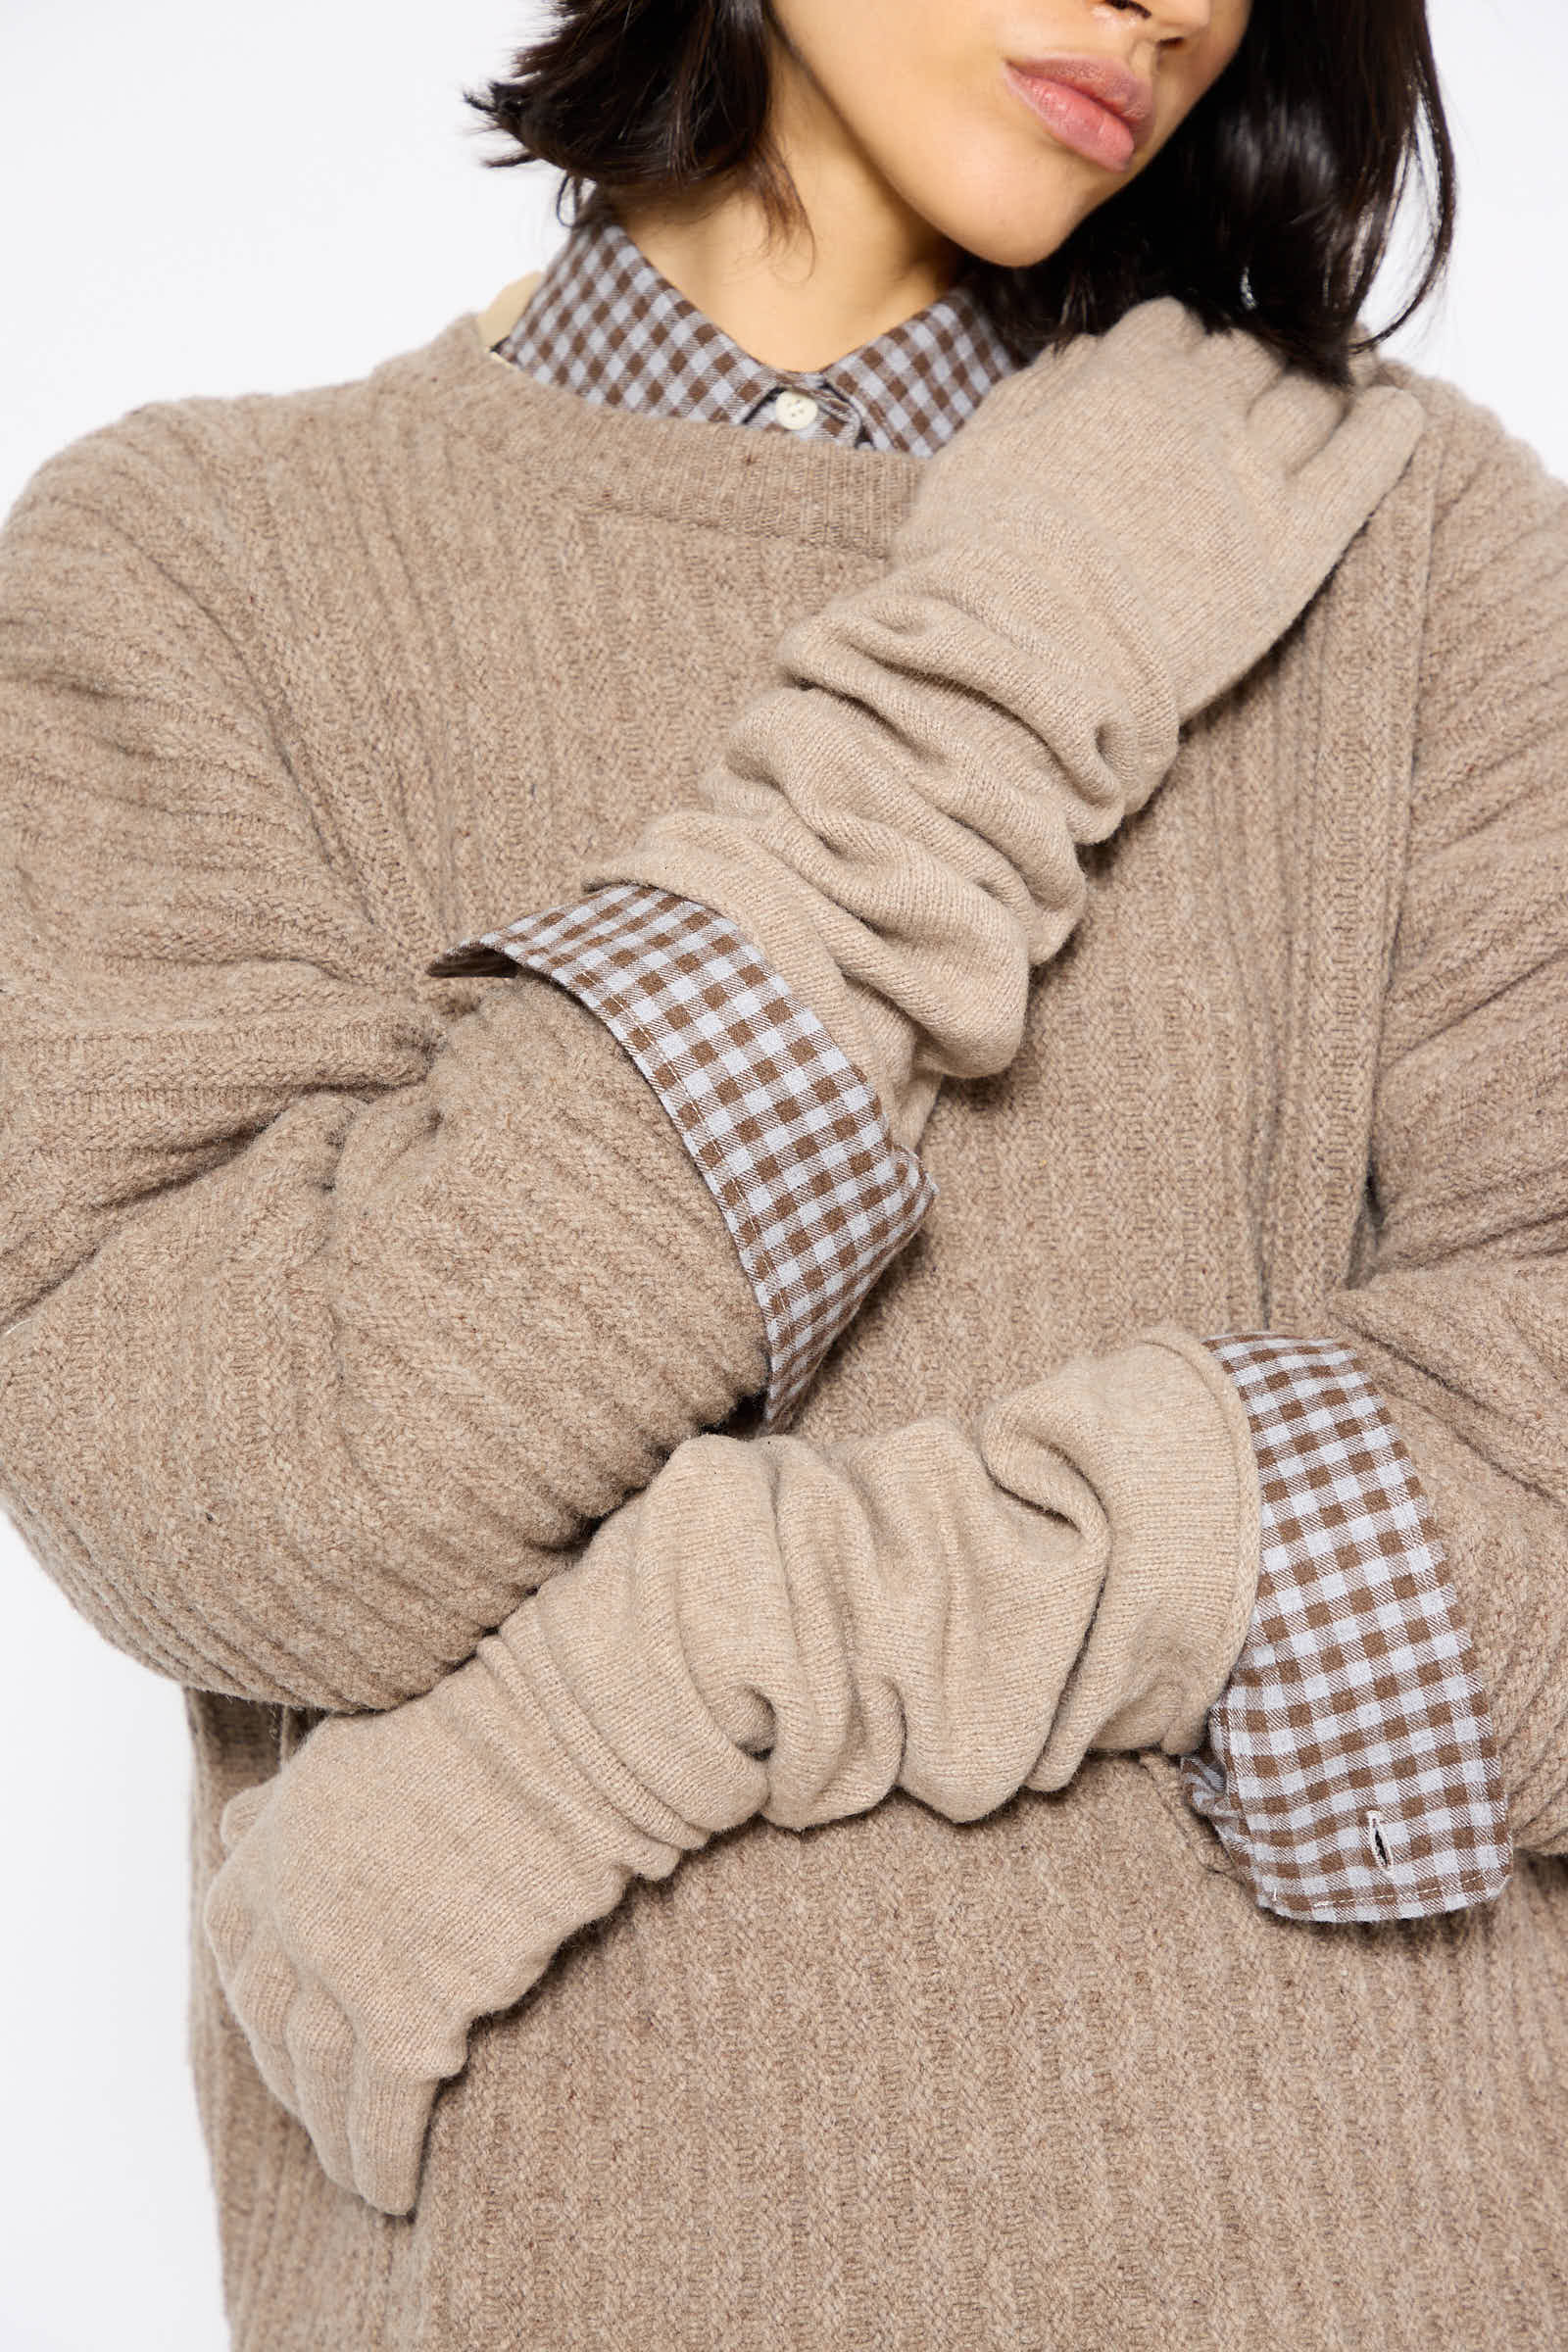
[2,302,1566,2348]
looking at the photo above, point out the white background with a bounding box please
[1,3,1564,2347]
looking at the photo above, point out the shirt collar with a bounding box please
[492,210,1019,459]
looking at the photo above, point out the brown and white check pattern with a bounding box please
[493,209,1019,457]
[1181,1335,1512,1921]
[441,232,1510,1922]
[427,885,936,1432]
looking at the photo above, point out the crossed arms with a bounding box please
[4,304,1564,2221]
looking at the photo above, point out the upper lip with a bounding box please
[1007,54,1156,149]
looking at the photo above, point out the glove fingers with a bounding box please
[206,1907,305,2117]
[232,2008,303,2124]
[283,1979,361,2195]
[221,1934,301,2055]
[348,2059,443,2217]
[1004,317,1105,411]
[1233,366,1357,478]
[218,1782,270,1855]
[1192,319,1292,417]
[1278,382,1426,564]
[966,296,1221,459]
[1113,309,1287,434]
[1292,377,1425,496]
[1097,292,1213,370]
[201,1874,254,1977]
[204,1862,436,2217]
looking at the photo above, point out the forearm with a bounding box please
[577,542,1179,1152]
[523,1323,1259,1836]
[577,310,1422,1149]
[0,974,764,1712]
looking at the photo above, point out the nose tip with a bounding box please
[1134,0,1219,36]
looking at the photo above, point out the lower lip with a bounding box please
[1005,65,1137,172]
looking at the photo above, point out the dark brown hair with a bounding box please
[463,0,1456,388]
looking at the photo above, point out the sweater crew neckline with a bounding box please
[370,311,930,559]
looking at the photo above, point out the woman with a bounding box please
[2,1,1563,2345]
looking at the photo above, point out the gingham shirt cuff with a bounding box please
[1178,1334,1513,1925]
[426,883,936,1433]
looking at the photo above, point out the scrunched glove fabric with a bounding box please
[204,1323,1259,2215]
[582,297,1425,1142]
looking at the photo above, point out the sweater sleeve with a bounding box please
[1116,394,1568,1903]
[0,413,769,1712]
[1204,392,1568,1868]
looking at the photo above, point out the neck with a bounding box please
[612,40,959,372]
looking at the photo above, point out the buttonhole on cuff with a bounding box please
[1364,1808,1398,1876]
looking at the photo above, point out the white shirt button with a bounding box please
[773,389,821,432]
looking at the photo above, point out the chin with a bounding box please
[940,206,1087,273]
[909,156,1100,274]
[951,219,1077,270]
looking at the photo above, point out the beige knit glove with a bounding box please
[583,298,1424,1142]
[203,1321,1258,2217]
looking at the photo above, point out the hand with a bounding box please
[201,1634,717,2216]
[203,1763,461,2218]
[893,291,1426,719]
[203,1772,448,2216]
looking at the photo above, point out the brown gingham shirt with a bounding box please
[428,216,1512,1925]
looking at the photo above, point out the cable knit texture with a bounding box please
[2,308,1567,2348]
